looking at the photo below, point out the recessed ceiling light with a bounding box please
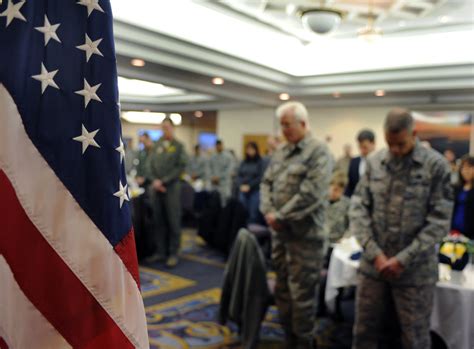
[398,20,406,27]
[194,111,204,118]
[121,111,166,125]
[117,76,184,97]
[332,92,341,98]
[212,77,224,85]
[169,113,182,125]
[130,58,145,67]
[286,4,296,16]
[375,89,385,97]
[439,16,450,24]
[279,93,290,101]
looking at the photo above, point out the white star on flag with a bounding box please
[31,63,60,94]
[35,15,61,46]
[77,0,104,17]
[75,79,102,108]
[115,139,125,163]
[113,181,130,208]
[76,34,103,62]
[1,0,26,28]
[73,125,101,154]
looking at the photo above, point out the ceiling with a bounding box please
[218,0,474,41]
[110,0,474,114]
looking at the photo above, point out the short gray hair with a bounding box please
[276,101,309,124]
[384,108,414,133]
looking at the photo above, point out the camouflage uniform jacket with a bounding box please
[209,151,234,201]
[350,141,453,285]
[325,195,351,244]
[187,154,209,180]
[260,134,333,239]
[136,148,153,181]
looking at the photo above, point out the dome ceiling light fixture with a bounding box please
[301,7,343,35]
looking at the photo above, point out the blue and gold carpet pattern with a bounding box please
[140,230,352,349]
[140,267,196,298]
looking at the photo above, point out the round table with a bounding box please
[431,265,474,349]
[325,242,474,349]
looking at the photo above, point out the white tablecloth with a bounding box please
[431,265,474,349]
[324,243,360,311]
[325,242,474,349]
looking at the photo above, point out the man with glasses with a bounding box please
[260,101,333,349]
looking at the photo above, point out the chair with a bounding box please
[219,229,272,349]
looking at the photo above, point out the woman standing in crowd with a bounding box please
[452,155,474,239]
[236,142,265,224]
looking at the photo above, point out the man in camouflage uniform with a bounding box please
[209,139,233,205]
[318,173,351,317]
[350,108,453,349]
[325,173,351,244]
[260,101,332,349]
[135,132,154,187]
[148,118,188,268]
[187,144,209,183]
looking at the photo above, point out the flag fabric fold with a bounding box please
[0,1,149,348]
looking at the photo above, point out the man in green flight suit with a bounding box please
[147,118,188,268]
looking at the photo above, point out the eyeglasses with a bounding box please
[280,121,299,129]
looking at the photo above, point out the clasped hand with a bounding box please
[374,254,404,279]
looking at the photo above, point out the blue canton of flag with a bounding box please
[0,0,131,246]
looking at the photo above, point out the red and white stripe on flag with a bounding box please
[0,85,149,348]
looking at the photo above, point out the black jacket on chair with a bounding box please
[219,229,271,349]
[345,156,362,197]
[452,186,474,239]
[196,191,221,245]
[216,198,248,255]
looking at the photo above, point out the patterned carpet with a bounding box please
[140,230,353,349]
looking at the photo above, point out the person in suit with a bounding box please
[345,129,376,197]
[452,155,474,239]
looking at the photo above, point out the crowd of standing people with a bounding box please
[126,102,474,349]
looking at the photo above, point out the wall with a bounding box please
[216,108,275,158]
[121,112,217,154]
[122,107,474,158]
[121,122,213,154]
[217,106,391,159]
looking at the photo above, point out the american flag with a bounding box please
[0,1,148,348]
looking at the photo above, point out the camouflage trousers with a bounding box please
[271,229,324,348]
[353,274,434,349]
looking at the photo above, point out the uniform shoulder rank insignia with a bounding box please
[168,145,177,153]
